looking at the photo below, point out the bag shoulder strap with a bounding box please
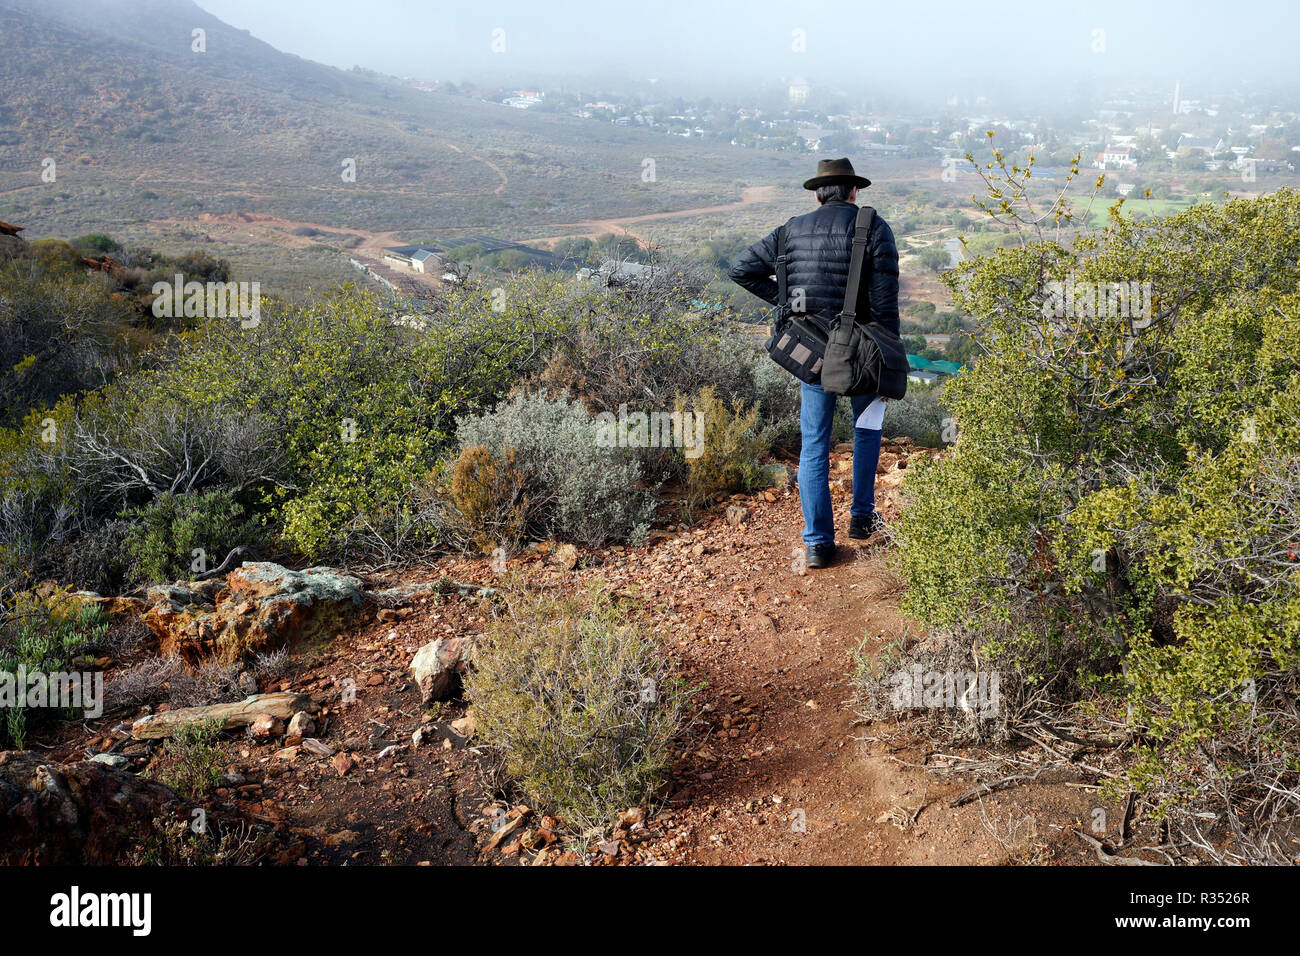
[839,205,876,323]
[775,224,788,307]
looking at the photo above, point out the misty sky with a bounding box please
[195,0,1299,100]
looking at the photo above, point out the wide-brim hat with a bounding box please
[803,156,871,190]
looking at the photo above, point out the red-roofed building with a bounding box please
[1093,144,1137,170]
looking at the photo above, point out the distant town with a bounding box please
[390,72,1300,180]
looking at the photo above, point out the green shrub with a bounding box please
[599,335,802,482]
[0,268,136,425]
[120,489,257,586]
[464,586,686,828]
[880,382,951,448]
[893,182,1300,856]
[151,718,226,799]
[0,267,762,573]
[72,233,122,254]
[0,405,82,586]
[527,281,732,412]
[147,290,444,558]
[680,385,766,506]
[0,587,108,748]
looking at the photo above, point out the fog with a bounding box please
[196,0,1299,104]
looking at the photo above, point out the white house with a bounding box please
[1093,144,1137,170]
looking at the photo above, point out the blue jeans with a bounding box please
[798,382,881,546]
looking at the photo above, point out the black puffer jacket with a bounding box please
[727,200,900,335]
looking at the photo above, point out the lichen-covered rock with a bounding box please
[146,583,209,607]
[140,563,364,664]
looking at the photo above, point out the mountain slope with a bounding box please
[0,0,786,236]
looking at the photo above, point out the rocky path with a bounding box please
[544,441,1013,865]
[29,440,1109,866]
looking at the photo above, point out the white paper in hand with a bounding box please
[854,397,888,431]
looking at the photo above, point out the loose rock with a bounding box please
[247,714,285,740]
[410,637,474,704]
[288,711,315,737]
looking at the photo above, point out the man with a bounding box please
[728,157,900,569]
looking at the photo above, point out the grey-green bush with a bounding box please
[455,391,654,548]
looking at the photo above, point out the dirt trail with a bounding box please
[424,439,1108,865]
[633,490,1010,865]
[544,445,1007,864]
[442,141,509,195]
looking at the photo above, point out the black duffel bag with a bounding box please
[820,206,908,399]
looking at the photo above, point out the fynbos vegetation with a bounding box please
[883,144,1300,863]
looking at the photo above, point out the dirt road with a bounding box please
[525,185,778,246]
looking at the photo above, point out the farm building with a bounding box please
[383,246,444,274]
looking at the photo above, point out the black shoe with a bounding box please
[849,512,885,539]
[806,544,836,569]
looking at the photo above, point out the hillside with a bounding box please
[3,1,1297,883]
[0,0,790,239]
